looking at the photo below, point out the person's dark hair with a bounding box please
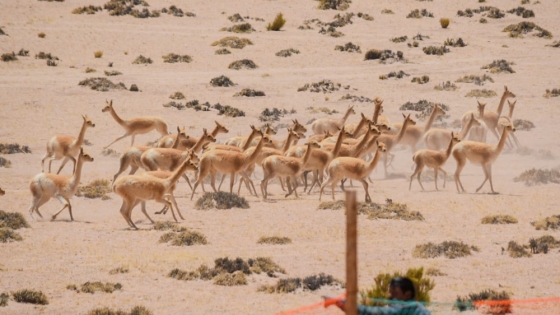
[390,277,416,300]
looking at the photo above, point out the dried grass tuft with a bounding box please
[159,230,208,246]
[0,292,8,307]
[86,305,152,315]
[514,168,560,186]
[456,74,494,86]
[503,21,551,38]
[162,53,192,63]
[76,179,111,199]
[482,60,515,73]
[423,46,450,55]
[234,88,265,97]
[465,89,497,98]
[228,59,258,70]
[543,88,560,98]
[318,0,351,11]
[0,228,23,243]
[195,192,249,210]
[257,236,292,245]
[411,75,430,84]
[507,240,531,258]
[76,282,122,294]
[210,75,235,87]
[276,48,300,57]
[211,36,253,49]
[481,215,518,224]
[132,55,152,64]
[1,53,17,62]
[319,199,424,221]
[72,5,102,14]
[0,157,11,168]
[11,289,48,305]
[79,78,127,92]
[413,241,476,259]
[0,210,30,230]
[532,215,560,230]
[267,13,286,31]
[213,271,248,286]
[455,289,511,314]
[407,9,434,18]
[434,81,458,91]
[109,266,129,275]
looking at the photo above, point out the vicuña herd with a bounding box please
[20,91,520,228]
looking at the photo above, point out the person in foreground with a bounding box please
[325,277,431,315]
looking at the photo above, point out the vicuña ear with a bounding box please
[110,100,113,105]
[504,85,508,91]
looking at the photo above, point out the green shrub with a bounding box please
[361,267,434,305]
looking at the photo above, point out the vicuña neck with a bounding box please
[423,108,440,134]
[458,117,476,140]
[74,120,89,147]
[395,119,410,144]
[247,136,267,164]
[243,129,260,151]
[330,130,346,157]
[352,116,368,138]
[302,143,315,167]
[165,158,192,188]
[445,138,456,159]
[495,91,509,116]
[372,103,382,124]
[69,155,86,191]
[507,105,515,119]
[493,128,511,154]
[281,133,296,153]
[365,147,383,173]
[108,107,126,126]
[339,108,353,126]
[192,132,209,152]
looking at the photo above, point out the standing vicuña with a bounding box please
[452,122,516,194]
[113,157,198,229]
[29,148,94,221]
[410,132,461,191]
[41,115,95,174]
[311,105,355,135]
[102,100,169,149]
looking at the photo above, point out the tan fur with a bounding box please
[392,105,446,152]
[452,122,516,194]
[158,121,229,150]
[29,148,94,221]
[260,142,321,199]
[191,135,272,199]
[424,113,481,150]
[139,171,183,222]
[319,142,386,202]
[0,187,4,197]
[112,145,153,182]
[308,130,332,143]
[102,100,169,149]
[113,158,197,229]
[497,100,520,147]
[376,114,416,177]
[410,133,461,191]
[41,115,95,174]
[461,86,516,142]
[344,113,373,138]
[225,124,275,148]
[311,105,355,135]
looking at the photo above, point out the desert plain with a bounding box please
[1,0,560,314]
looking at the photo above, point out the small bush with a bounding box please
[334,42,361,53]
[456,74,494,86]
[159,230,208,246]
[503,21,551,38]
[514,168,560,186]
[211,36,253,49]
[228,59,258,70]
[532,215,560,230]
[0,157,11,168]
[508,6,535,18]
[0,227,23,243]
[38,32,46,38]
[339,94,373,102]
[17,49,29,56]
[72,5,102,14]
[1,53,17,62]
[465,89,497,98]
[162,53,192,63]
[94,51,103,58]
[11,289,48,305]
[0,143,31,154]
[423,46,449,55]
[104,70,122,76]
[318,199,424,221]
[413,241,476,259]
[276,48,300,57]
[391,36,407,43]
[222,23,254,33]
[215,104,245,117]
[132,55,152,64]
[425,267,446,276]
[400,100,449,121]
[507,241,531,258]
[169,92,185,100]
[267,13,286,31]
[0,210,30,230]
[259,273,342,293]
[215,48,231,55]
[259,107,296,122]
[318,0,351,11]
[0,292,8,307]
[248,257,286,275]
[544,88,560,98]
[482,60,515,73]
[440,18,450,29]
[85,67,96,73]
[76,282,122,294]
[407,9,433,18]
[195,192,249,210]
[79,77,127,92]
[529,235,560,254]
[364,49,405,63]
[233,88,265,97]
[411,75,430,84]
[213,271,248,286]
[258,236,292,245]
[76,179,111,199]
[481,215,518,224]
[455,289,511,314]
[513,119,535,131]
[298,79,344,93]
[87,305,152,315]
[434,81,458,91]
[210,75,235,87]
[444,38,466,47]
[361,268,434,305]
[109,266,129,275]
[381,9,394,14]
[259,278,302,293]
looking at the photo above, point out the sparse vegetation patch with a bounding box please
[234,89,265,97]
[335,42,361,53]
[503,21,551,38]
[543,88,560,98]
[11,290,48,305]
[195,192,249,210]
[306,107,338,115]
[0,292,8,307]
[425,268,446,277]
[0,210,30,230]
[276,48,300,57]
[357,12,373,20]
[1,53,17,62]
[481,215,518,224]
[87,305,153,315]
[210,75,235,87]
[72,5,103,14]
[381,9,394,14]
[159,230,208,246]
[423,46,450,55]
[507,6,535,18]
[228,59,258,70]
[211,36,253,49]
[267,13,286,31]
[318,199,424,221]
[17,49,29,57]
[79,77,127,91]
[132,55,152,64]
[413,241,477,259]
[0,228,23,243]
[259,273,343,293]
[109,266,129,274]
[317,0,351,11]
[35,52,58,60]
[0,157,11,168]
[455,289,511,314]
[215,48,231,55]
[434,81,458,91]
[411,75,430,84]
[339,94,373,102]
[507,240,531,258]
[214,104,245,117]
[0,143,31,154]
[391,36,407,43]
[400,100,449,121]
[456,74,494,86]
[465,89,497,98]
[259,108,296,122]
[68,281,122,294]
[513,119,535,131]
[364,49,405,63]
[222,23,254,33]
[257,236,292,245]
[162,53,192,63]
[444,38,466,47]
[529,235,560,254]
[169,92,185,99]
[76,179,111,199]
[532,215,560,231]
[379,70,410,80]
[514,168,560,186]
[407,9,434,18]
[482,60,515,73]
[298,79,347,93]
[104,70,122,76]
[457,6,504,19]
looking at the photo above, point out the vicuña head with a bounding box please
[0,187,5,196]
[503,85,516,99]
[102,99,113,112]
[215,120,229,133]
[292,119,307,134]
[83,114,95,128]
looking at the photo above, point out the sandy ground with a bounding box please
[1,0,560,314]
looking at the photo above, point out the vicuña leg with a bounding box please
[105,132,130,149]
[51,195,71,221]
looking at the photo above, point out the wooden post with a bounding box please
[345,190,358,315]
